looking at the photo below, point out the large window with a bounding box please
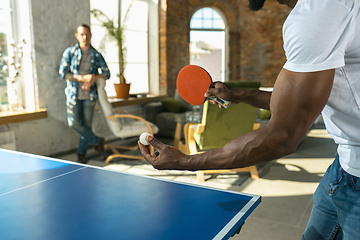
[0,0,35,112]
[0,0,20,110]
[91,0,159,96]
[190,8,227,81]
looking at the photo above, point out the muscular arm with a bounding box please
[140,68,335,171]
[235,89,272,110]
[190,69,335,170]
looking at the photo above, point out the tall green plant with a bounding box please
[91,0,134,84]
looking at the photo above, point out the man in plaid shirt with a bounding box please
[59,24,110,163]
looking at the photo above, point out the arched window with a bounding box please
[190,8,226,81]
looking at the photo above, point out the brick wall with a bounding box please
[238,0,290,86]
[160,0,290,96]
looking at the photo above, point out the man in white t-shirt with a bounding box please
[139,0,360,238]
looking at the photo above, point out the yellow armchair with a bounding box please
[183,101,260,182]
[181,80,262,182]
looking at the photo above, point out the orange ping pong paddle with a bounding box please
[176,65,231,109]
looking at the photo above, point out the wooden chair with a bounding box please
[96,79,158,164]
[183,101,260,182]
[103,110,158,164]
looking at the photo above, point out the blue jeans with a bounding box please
[302,155,360,240]
[67,99,100,155]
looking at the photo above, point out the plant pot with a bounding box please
[114,83,131,99]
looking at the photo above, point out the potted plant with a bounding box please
[91,1,134,98]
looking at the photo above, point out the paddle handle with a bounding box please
[207,95,231,109]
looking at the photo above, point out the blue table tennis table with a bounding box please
[0,148,260,240]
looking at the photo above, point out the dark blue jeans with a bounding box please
[302,155,360,239]
[67,99,100,155]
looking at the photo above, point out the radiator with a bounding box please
[0,131,16,150]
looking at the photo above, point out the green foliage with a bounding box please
[0,33,8,57]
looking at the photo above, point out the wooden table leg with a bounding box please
[173,122,182,148]
[173,122,190,154]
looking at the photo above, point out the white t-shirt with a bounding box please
[283,0,360,177]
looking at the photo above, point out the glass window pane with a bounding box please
[103,62,150,95]
[0,2,11,106]
[190,7,225,30]
[104,62,121,96]
[190,19,202,28]
[124,1,148,32]
[213,19,225,29]
[212,10,222,20]
[203,20,212,29]
[203,8,212,18]
[120,0,133,23]
[0,9,7,33]
[91,25,119,62]
[0,10,8,57]
[190,31,225,49]
[125,63,149,93]
[190,30,226,81]
[124,30,148,63]
[192,10,202,19]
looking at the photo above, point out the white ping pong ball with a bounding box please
[139,132,152,145]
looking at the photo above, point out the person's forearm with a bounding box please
[65,73,79,82]
[64,73,86,82]
[82,73,106,83]
[93,73,106,81]
[184,122,296,171]
[65,73,106,83]
[234,89,272,110]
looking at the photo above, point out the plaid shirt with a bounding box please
[59,43,110,103]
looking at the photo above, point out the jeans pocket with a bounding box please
[350,174,360,190]
[328,166,345,195]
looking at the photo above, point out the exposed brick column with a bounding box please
[159,0,190,97]
[159,0,168,95]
